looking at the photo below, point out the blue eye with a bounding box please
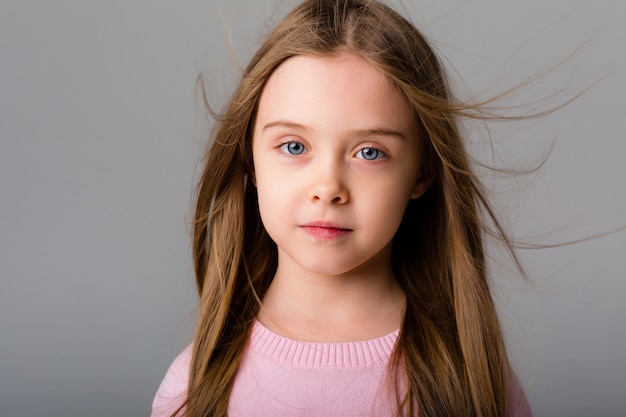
[280,141,306,155]
[356,147,384,160]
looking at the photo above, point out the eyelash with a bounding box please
[355,147,386,161]
[278,141,387,161]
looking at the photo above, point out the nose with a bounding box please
[309,157,349,205]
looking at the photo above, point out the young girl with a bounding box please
[153,0,533,416]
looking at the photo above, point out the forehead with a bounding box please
[254,53,417,137]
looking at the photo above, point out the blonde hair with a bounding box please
[184,0,515,416]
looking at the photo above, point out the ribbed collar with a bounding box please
[249,321,399,369]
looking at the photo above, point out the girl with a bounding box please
[153,0,533,416]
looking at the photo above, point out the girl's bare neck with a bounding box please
[257,264,406,343]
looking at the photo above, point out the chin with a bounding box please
[298,258,367,278]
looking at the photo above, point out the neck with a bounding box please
[257,248,406,343]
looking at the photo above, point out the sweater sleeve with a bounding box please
[151,345,192,417]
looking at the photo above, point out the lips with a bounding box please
[300,221,353,240]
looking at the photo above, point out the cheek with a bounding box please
[359,167,417,206]
[256,171,289,202]
[364,175,415,230]
[255,179,274,220]
[255,169,295,227]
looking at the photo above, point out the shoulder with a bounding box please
[151,345,192,417]
[507,368,534,417]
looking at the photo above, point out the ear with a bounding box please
[410,171,433,199]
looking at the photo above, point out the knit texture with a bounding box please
[152,321,399,417]
[151,321,532,416]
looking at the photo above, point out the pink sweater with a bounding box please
[152,321,532,416]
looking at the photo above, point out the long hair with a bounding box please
[184,1,514,416]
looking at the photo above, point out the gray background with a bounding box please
[1,1,624,416]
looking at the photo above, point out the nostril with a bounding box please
[309,176,349,205]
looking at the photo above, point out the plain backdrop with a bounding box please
[1,1,625,416]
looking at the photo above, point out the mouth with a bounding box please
[300,222,353,240]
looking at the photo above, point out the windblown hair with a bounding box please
[183,0,516,416]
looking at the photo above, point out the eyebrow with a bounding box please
[262,120,310,133]
[261,120,407,140]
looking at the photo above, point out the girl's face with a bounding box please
[252,53,429,279]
